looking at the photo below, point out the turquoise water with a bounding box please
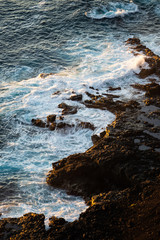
[1,0,160,225]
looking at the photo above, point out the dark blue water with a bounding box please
[1,0,160,225]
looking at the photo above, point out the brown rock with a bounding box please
[145,84,160,97]
[79,122,95,131]
[91,134,100,144]
[70,94,82,101]
[56,122,74,129]
[49,122,56,131]
[47,114,56,123]
[39,73,54,78]
[49,216,67,228]
[31,119,46,128]
[58,103,78,115]
[109,86,121,91]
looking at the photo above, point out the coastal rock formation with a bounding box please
[0,213,45,240]
[46,106,160,198]
[126,37,160,78]
[2,38,160,240]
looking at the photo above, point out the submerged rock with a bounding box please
[56,122,74,129]
[32,119,46,128]
[79,121,95,131]
[39,73,54,78]
[108,86,121,91]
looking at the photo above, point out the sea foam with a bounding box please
[85,2,138,19]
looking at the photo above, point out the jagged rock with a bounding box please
[47,114,56,123]
[85,91,100,100]
[4,38,160,240]
[47,103,160,199]
[83,97,138,114]
[32,119,46,128]
[79,122,95,131]
[49,216,67,229]
[145,84,160,97]
[70,94,82,101]
[126,37,160,77]
[91,134,100,144]
[58,103,78,115]
[100,131,106,138]
[126,37,141,45]
[0,213,45,240]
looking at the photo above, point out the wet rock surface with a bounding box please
[32,119,46,128]
[2,38,160,239]
[70,94,82,101]
[58,102,78,115]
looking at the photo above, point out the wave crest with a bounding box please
[85,2,138,19]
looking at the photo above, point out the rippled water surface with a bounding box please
[1,0,160,224]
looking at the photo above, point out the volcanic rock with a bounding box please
[58,102,78,115]
[47,114,56,123]
[0,213,45,240]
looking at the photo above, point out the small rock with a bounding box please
[49,123,56,131]
[39,73,53,78]
[70,94,82,101]
[31,119,46,128]
[52,90,61,96]
[126,37,141,45]
[109,87,121,91]
[58,103,78,115]
[47,114,56,123]
[56,122,74,129]
[79,122,95,131]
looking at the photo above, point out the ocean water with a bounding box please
[1,0,160,225]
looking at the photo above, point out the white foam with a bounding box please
[85,2,138,19]
[0,32,148,224]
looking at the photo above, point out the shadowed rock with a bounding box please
[79,122,95,131]
[0,213,45,240]
[58,103,78,115]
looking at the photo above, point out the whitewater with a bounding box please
[1,0,160,226]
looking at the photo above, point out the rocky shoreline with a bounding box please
[1,38,160,239]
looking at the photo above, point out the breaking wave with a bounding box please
[85,2,138,19]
